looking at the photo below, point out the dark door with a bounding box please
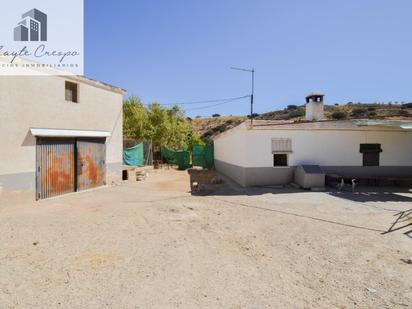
[76,138,106,191]
[360,143,382,166]
[363,152,380,166]
[36,138,76,200]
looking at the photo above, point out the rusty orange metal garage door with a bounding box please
[36,137,107,200]
[76,138,106,191]
[36,138,76,200]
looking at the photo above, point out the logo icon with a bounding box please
[14,8,47,42]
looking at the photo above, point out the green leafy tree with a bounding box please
[124,98,196,151]
[147,102,171,148]
[186,132,205,150]
[123,96,151,140]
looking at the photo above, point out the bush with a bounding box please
[212,114,221,117]
[402,103,412,108]
[288,109,305,118]
[247,113,260,119]
[287,105,297,110]
[331,111,347,120]
[399,109,409,116]
[367,107,376,111]
[368,111,377,117]
[351,108,368,117]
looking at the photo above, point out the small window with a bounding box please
[65,81,78,103]
[273,154,288,167]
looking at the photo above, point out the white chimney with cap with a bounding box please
[305,92,325,121]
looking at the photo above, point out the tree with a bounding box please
[164,105,193,149]
[123,96,151,140]
[147,102,171,148]
[124,97,195,151]
[186,132,205,150]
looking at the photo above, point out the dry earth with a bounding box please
[0,169,411,308]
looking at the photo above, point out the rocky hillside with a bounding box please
[191,116,246,143]
[192,103,412,142]
[257,102,412,121]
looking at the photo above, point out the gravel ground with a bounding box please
[0,168,411,308]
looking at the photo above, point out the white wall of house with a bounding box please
[0,75,124,191]
[245,128,412,167]
[215,124,412,168]
[213,124,247,166]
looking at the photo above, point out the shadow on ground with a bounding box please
[190,172,412,238]
[194,172,412,203]
[329,189,412,203]
[382,209,412,239]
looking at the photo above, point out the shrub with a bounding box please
[367,107,376,111]
[402,103,412,108]
[212,114,221,117]
[399,109,409,116]
[287,105,297,110]
[331,111,347,120]
[247,113,260,119]
[288,109,305,118]
[351,108,368,117]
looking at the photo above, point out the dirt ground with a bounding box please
[0,168,411,309]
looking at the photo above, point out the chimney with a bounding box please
[305,92,325,121]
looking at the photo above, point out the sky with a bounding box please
[84,0,412,117]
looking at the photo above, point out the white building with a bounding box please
[214,94,412,187]
[0,67,126,200]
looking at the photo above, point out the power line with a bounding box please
[185,95,250,111]
[149,95,250,106]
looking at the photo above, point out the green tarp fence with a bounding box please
[161,145,191,170]
[192,144,214,168]
[123,142,144,166]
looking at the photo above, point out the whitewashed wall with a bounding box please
[215,124,412,168]
[213,124,248,166]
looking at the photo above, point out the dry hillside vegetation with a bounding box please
[193,103,412,141]
[257,102,412,121]
[191,116,246,143]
